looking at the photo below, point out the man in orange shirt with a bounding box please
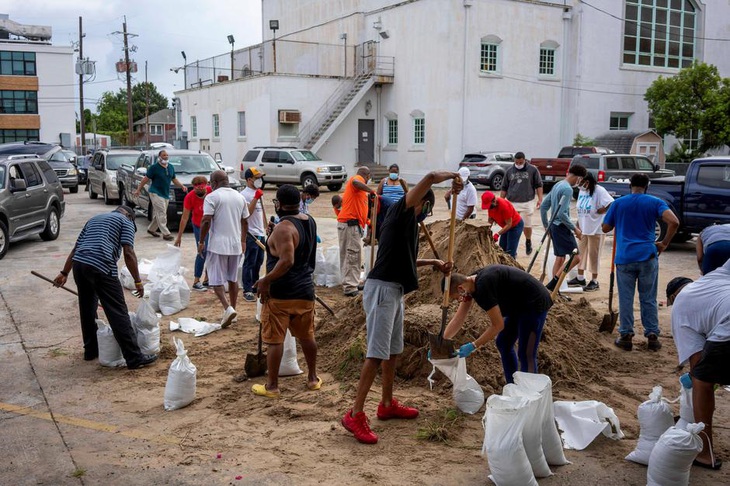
[481,191,524,259]
[338,166,375,296]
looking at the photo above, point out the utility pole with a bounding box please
[145,60,150,147]
[78,16,85,155]
[123,17,134,146]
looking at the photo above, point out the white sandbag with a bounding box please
[502,384,553,478]
[155,274,189,316]
[625,386,675,465]
[96,319,126,367]
[148,283,161,312]
[324,245,342,287]
[313,247,327,287]
[553,400,624,450]
[428,357,485,414]
[483,395,539,486]
[158,282,183,316]
[175,274,191,310]
[170,317,221,337]
[676,386,695,430]
[133,299,161,354]
[513,372,570,466]
[137,258,153,276]
[119,266,136,290]
[647,423,704,486]
[163,337,197,411]
[279,329,303,376]
[147,244,182,282]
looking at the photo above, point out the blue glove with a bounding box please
[316,234,322,243]
[427,350,432,361]
[457,342,476,358]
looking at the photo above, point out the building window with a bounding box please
[538,40,559,77]
[388,118,398,145]
[0,90,38,114]
[480,35,502,74]
[237,111,246,137]
[411,110,425,145]
[623,0,696,69]
[682,129,701,151]
[212,114,220,138]
[0,51,36,76]
[150,124,162,135]
[610,112,632,131]
[0,129,39,143]
[190,116,197,138]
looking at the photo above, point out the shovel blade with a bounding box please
[244,352,267,378]
[599,312,618,334]
[428,333,455,360]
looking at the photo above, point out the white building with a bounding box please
[0,15,75,147]
[174,0,730,182]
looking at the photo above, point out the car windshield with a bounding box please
[573,157,599,169]
[291,151,321,162]
[0,144,53,156]
[166,154,219,174]
[107,154,140,170]
[0,166,5,189]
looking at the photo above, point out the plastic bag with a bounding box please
[502,384,553,478]
[626,386,675,465]
[324,245,342,288]
[647,423,704,486]
[137,258,153,277]
[96,319,126,367]
[279,329,303,376]
[119,266,136,290]
[133,299,161,354]
[512,372,570,466]
[163,337,197,411]
[312,248,327,287]
[170,317,221,337]
[553,400,624,450]
[147,244,181,283]
[483,395,539,486]
[428,357,485,414]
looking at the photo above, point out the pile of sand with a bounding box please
[318,220,618,396]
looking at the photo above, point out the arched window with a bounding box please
[480,35,502,74]
[385,111,398,146]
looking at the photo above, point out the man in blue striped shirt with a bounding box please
[54,207,157,369]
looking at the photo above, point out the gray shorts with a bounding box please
[206,252,242,286]
[363,278,404,360]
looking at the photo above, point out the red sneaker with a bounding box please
[341,410,378,444]
[377,398,419,420]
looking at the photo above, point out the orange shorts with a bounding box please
[261,298,316,345]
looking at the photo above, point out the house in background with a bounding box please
[132,108,175,146]
[593,130,666,165]
[74,132,111,151]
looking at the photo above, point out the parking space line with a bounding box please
[0,402,181,445]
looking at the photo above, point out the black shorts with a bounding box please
[549,224,578,256]
[691,340,730,385]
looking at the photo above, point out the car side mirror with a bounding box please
[136,167,147,176]
[10,179,27,192]
[224,166,234,174]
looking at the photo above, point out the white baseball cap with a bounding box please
[458,167,470,181]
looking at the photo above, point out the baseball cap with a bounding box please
[481,191,495,209]
[458,167,470,181]
[666,276,693,303]
[244,167,264,179]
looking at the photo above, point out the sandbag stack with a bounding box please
[427,356,485,415]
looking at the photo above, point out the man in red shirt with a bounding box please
[481,191,524,259]
[337,167,375,297]
[174,175,212,290]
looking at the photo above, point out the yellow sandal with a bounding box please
[307,377,323,391]
[252,384,280,398]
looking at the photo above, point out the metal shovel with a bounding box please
[243,320,267,379]
[599,236,619,333]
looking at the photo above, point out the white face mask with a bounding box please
[515,163,525,170]
[253,179,263,189]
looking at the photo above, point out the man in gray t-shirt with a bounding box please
[500,152,543,255]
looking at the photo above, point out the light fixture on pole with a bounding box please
[227,35,235,80]
[339,33,347,77]
[269,19,279,73]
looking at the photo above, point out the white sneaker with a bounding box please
[221,306,237,328]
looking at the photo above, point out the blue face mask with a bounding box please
[304,198,313,205]
[389,173,399,181]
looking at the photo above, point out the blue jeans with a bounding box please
[242,234,265,293]
[192,224,208,279]
[499,219,524,259]
[616,257,659,337]
[495,310,548,384]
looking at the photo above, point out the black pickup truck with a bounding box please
[600,157,730,243]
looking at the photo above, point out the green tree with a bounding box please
[75,108,93,133]
[572,133,595,146]
[645,62,730,153]
[94,82,169,133]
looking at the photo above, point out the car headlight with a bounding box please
[67,168,77,175]
[316,167,331,173]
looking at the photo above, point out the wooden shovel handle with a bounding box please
[369,194,378,270]
[397,179,440,259]
[441,185,459,309]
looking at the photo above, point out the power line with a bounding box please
[498,72,646,97]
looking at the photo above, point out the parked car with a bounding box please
[457,152,515,190]
[241,147,347,191]
[61,149,78,166]
[0,154,65,259]
[569,153,675,183]
[531,146,613,191]
[87,149,141,205]
[0,142,79,193]
[600,157,730,243]
[117,149,241,228]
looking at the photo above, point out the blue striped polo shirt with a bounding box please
[72,212,136,276]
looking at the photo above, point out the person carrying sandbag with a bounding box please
[442,264,553,383]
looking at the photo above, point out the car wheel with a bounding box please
[327,184,342,192]
[672,232,692,244]
[103,185,112,205]
[301,174,318,188]
[40,207,60,241]
[655,220,667,243]
[0,219,8,260]
[69,185,79,194]
[89,184,98,199]
[489,173,504,191]
[120,186,135,208]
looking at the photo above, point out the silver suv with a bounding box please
[569,154,675,183]
[241,147,347,191]
[458,152,516,190]
[0,155,65,259]
[87,149,140,204]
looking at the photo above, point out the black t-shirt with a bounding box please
[367,197,420,294]
[267,214,317,300]
[473,265,553,316]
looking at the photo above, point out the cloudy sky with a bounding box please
[4,1,263,114]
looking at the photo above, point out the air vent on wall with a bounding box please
[279,110,301,123]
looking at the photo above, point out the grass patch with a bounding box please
[71,467,86,478]
[49,348,68,358]
[335,335,366,381]
[416,408,463,443]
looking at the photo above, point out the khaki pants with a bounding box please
[148,192,170,236]
[338,222,362,294]
[577,233,605,276]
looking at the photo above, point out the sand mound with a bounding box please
[318,221,618,395]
